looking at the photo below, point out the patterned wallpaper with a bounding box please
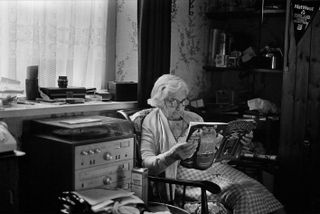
[170,0,210,99]
[115,0,138,82]
[115,0,210,98]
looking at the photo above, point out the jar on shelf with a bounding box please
[58,76,68,88]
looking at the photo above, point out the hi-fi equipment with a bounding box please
[20,115,135,213]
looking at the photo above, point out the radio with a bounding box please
[20,115,135,213]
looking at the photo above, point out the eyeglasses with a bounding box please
[165,98,189,108]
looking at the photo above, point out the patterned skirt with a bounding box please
[176,163,283,214]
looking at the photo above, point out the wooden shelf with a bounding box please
[0,101,138,118]
[203,66,283,74]
[251,68,283,73]
[264,9,286,15]
[206,9,286,19]
[0,150,25,159]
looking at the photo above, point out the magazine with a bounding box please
[180,120,256,170]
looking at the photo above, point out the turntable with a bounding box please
[21,115,135,213]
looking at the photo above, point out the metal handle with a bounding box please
[103,176,112,185]
[304,139,311,146]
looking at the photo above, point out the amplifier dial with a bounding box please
[103,152,113,161]
[103,176,112,185]
[94,148,101,153]
[80,151,89,156]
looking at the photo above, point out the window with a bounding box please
[0,0,109,90]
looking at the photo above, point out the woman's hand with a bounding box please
[170,141,198,160]
[240,131,254,152]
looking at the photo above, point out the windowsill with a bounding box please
[0,150,26,159]
[0,101,138,118]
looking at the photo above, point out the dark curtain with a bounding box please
[138,0,172,108]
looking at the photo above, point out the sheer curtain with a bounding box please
[0,0,109,89]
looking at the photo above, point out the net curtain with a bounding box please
[0,0,108,89]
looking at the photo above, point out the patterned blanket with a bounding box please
[176,163,283,214]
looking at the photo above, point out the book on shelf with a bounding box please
[180,120,256,170]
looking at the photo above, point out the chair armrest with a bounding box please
[148,176,221,194]
[148,176,221,214]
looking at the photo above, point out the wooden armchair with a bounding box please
[117,109,222,214]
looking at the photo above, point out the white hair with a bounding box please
[147,74,189,108]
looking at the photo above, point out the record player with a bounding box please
[21,115,135,213]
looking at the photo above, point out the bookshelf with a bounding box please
[203,66,283,74]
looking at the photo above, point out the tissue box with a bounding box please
[131,168,148,203]
[108,81,137,101]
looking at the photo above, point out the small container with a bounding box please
[131,168,148,203]
[271,54,277,70]
[26,79,39,100]
[58,76,68,88]
[26,65,39,80]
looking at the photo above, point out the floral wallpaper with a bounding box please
[115,0,138,82]
[115,0,211,96]
[170,0,210,99]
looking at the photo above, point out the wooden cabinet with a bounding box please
[0,151,25,214]
[204,1,287,109]
[278,1,320,213]
[204,1,287,156]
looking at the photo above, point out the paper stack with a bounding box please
[0,77,24,96]
[0,77,24,106]
[75,188,144,214]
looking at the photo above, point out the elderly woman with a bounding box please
[140,74,285,214]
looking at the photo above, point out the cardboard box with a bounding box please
[108,81,137,101]
[131,168,148,202]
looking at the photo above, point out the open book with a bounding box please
[180,120,256,170]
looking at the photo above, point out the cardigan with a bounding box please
[140,108,203,178]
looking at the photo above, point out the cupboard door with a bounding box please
[0,157,19,214]
[278,2,320,213]
[307,10,320,212]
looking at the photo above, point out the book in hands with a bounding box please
[215,120,256,163]
[180,122,227,170]
[180,120,256,170]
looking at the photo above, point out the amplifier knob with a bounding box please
[81,151,89,156]
[94,148,101,153]
[103,152,113,160]
[88,150,94,155]
[103,176,112,185]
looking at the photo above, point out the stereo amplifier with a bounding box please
[20,115,135,213]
